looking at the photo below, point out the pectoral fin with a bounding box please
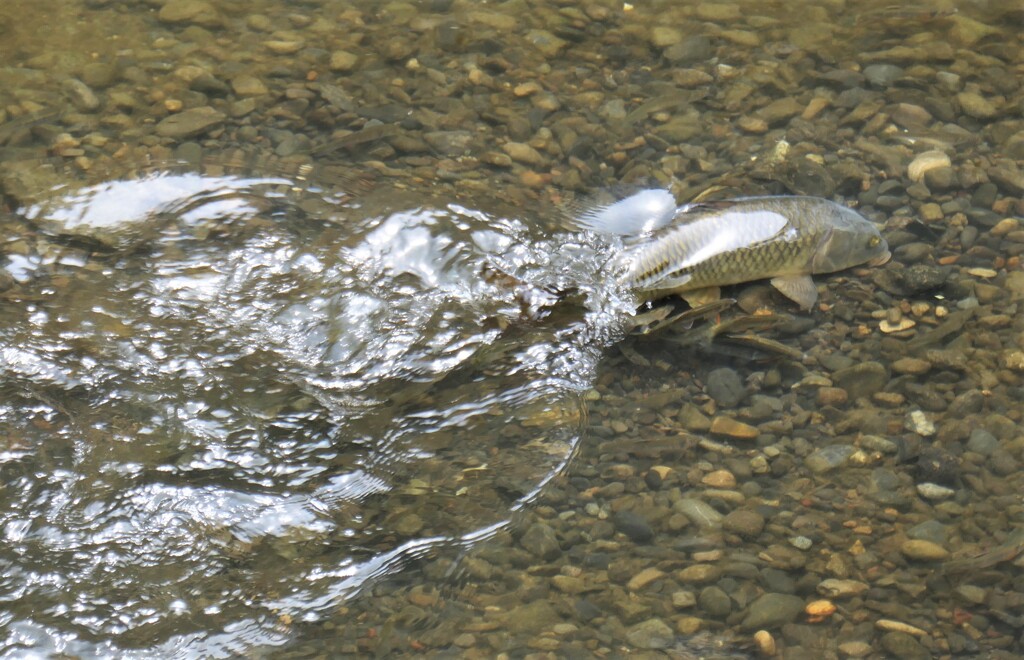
[770,275,818,309]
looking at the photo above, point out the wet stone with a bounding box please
[880,631,930,660]
[817,579,868,599]
[955,584,987,605]
[706,367,745,408]
[677,564,723,584]
[650,26,683,48]
[710,416,758,440]
[722,510,764,538]
[872,264,948,296]
[831,362,888,400]
[502,142,545,167]
[956,91,997,119]
[155,106,225,139]
[892,357,931,375]
[506,600,559,635]
[805,444,856,474]
[62,78,101,112]
[698,586,732,617]
[627,568,665,592]
[757,97,803,126]
[675,499,723,528]
[906,520,948,545]
[839,641,873,658]
[966,429,999,456]
[863,64,903,87]
[672,591,697,609]
[231,74,267,97]
[901,539,949,561]
[613,510,654,544]
[741,593,805,631]
[520,522,561,560]
[625,618,674,650]
[916,483,955,501]
[664,36,712,64]
[158,0,221,26]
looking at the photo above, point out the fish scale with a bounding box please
[589,193,891,309]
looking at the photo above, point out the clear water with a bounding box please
[0,169,636,655]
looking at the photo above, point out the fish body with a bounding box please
[578,192,890,309]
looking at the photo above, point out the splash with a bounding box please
[0,170,635,655]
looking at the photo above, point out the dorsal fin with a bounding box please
[562,188,677,237]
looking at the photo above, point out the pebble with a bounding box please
[520,522,561,560]
[838,641,872,657]
[881,633,930,660]
[701,469,736,488]
[627,567,665,591]
[722,510,765,538]
[805,599,836,619]
[753,630,776,656]
[816,386,848,406]
[62,78,101,112]
[904,410,936,436]
[502,142,546,167]
[741,593,805,631]
[907,150,951,183]
[613,510,654,544]
[329,51,359,72]
[817,578,868,599]
[805,444,856,474]
[158,0,221,26]
[916,482,955,500]
[650,26,683,48]
[876,619,928,637]
[672,591,697,609]
[676,564,723,584]
[675,499,723,528]
[891,357,931,375]
[900,539,950,561]
[155,106,226,139]
[625,618,674,650]
[231,74,268,97]
[709,416,758,440]
[956,91,997,119]
[831,361,888,399]
[698,586,732,616]
[505,601,559,635]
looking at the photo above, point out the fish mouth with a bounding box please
[868,250,892,267]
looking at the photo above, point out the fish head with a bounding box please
[811,205,891,273]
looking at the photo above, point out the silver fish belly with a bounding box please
[603,194,890,309]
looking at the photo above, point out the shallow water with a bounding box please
[1,170,641,655]
[0,0,1022,657]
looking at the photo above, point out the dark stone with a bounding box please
[880,632,930,660]
[613,510,655,544]
[832,361,889,399]
[664,36,712,64]
[575,598,602,622]
[741,593,805,630]
[722,509,765,538]
[698,586,733,617]
[520,522,561,560]
[948,390,984,417]
[924,166,957,191]
[966,429,999,456]
[872,264,949,296]
[916,447,960,486]
[706,367,746,408]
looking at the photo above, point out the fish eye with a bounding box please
[868,236,880,248]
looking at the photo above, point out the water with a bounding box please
[0,169,636,656]
[1,0,1021,656]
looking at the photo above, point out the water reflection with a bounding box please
[0,170,632,655]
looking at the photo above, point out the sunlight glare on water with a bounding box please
[0,169,634,656]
